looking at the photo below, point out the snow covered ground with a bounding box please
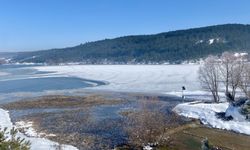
[33,64,201,94]
[0,108,78,150]
[15,121,56,138]
[167,90,228,101]
[173,102,250,135]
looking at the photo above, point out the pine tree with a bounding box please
[0,127,31,150]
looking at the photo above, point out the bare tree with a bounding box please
[228,60,244,101]
[198,56,220,102]
[240,63,250,98]
[220,52,235,94]
[220,52,246,101]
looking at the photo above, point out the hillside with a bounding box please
[11,24,250,64]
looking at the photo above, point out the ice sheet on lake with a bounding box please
[33,65,200,94]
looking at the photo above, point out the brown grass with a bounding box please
[2,95,123,110]
[3,95,126,149]
[165,125,250,150]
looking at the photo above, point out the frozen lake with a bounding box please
[0,64,203,108]
[0,64,205,104]
[0,64,201,94]
[34,64,201,94]
[0,64,202,149]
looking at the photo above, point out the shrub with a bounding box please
[0,127,31,150]
[123,99,177,148]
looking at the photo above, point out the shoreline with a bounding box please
[0,108,78,150]
[1,93,250,149]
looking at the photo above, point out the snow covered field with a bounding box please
[174,102,250,135]
[0,108,78,150]
[33,64,201,94]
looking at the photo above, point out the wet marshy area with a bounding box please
[1,93,186,149]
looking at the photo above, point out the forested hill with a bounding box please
[12,24,250,64]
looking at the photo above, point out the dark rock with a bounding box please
[216,112,233,121]
[226,92,234,103]
[233,98,247,107]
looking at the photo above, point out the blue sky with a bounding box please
[0,0,250,52]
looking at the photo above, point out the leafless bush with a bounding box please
[123,99,178,148]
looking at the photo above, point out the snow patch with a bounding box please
[166,90,227,101]
[208,38,221,45]
[195,40,204,44]
[234,52,248,57]
[173,102,250,135]
[225,104,246,121]
[143,145,153,150]
[15,121,39,137]
[15,121,56,138]
[208,39,215,44]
